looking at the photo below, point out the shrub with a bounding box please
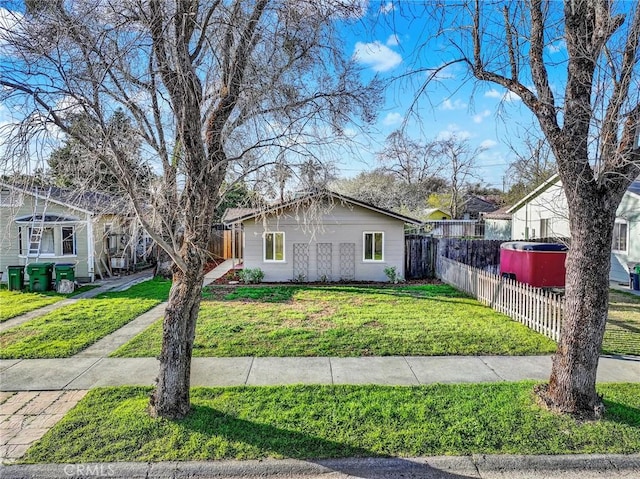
[238,268,264,284]
[384,266,403,284]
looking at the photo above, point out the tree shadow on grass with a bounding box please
[602,400,640,428]
[182,404,479,479]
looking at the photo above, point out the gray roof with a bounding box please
[628,180,640,197]
[222,189,423,226]
[1,182,126,215]
[482,205,512,220]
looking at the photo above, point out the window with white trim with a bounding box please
[539,218,551,238]
[62,226,76,255]
[24,225,77,256]
[612,219,628,252]
[0,188,23,207]
[363,232,384,261]
[264,232,285,262]
[28,227,55,255]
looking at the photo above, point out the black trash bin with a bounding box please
[631,273,640,292]
[7,266,25,291]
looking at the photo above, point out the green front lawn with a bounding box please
[0,290,63,322]
[112,284,557,357]
[21,382,640,463]
[0,278,171,359]
[0,285,99,322]
[604,290,640,357]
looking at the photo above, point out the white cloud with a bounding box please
[442,98,467,111]
[430,63,457,81]
[484,88,521,102]
[0,8,23,47]
[380,2,394,14]
[382,112,402,126]
[353,41,402,72]
[437,124,471,141]
[473,109,492,123]
[386,34,399,47]
[480,139,497,149]
[503,91,521,102]
[546,40,566,54]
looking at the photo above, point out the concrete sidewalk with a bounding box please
[1,354,639,391]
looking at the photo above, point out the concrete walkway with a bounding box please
[202,258,238,286]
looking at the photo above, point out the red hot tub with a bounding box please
[499,242,568,288]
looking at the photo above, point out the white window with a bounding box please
[612,220,628,252]
[62,226,76,255]
[26,225,77,256]
[0,188,23,207]
[540,218,551,238]
[263,232,285,262]
[28,227,55,255]
[363,232,384,261]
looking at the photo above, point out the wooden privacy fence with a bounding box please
[405,235,438,279]
[208,227,243,260]
[436,256,564,341]
[405,236,503,279]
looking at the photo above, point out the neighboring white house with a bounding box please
[0,182,152,283]
[482,206,512,240]
[223,190,422,282]
[507,174,640,282]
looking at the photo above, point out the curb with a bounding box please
[2,454,639,478]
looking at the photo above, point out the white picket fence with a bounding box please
[436,256,564,341]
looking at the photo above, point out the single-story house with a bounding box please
[460,195,499,220]
[482,206,512,240]
[507,174,640,282]
[222,190,422,282]
[423,208,451,221]
[0,182,153,283]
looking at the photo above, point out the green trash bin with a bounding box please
[7,265,25,291]
[54,263,76,287]
[26,262,54,292]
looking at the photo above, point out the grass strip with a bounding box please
[0,285,100,322]
[20,382,640,463]
[113,284,557,357]
[0,290,63,322]
[0,277,171,359]
[604,290,640,357]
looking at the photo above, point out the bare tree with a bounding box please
[419,1,640,417]
[505,128,557,195]
[376,129,442,185]
[0,0,379,418]
[438,134,483,219]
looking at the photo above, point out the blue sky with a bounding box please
[0,1,557,191]
[339,1,549,190]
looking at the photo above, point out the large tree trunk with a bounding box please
[149,257,204,419]
[541,195,617,418]
[154,248,174,279]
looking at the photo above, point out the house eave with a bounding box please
[0,182,97,215]
[506,173,560,214]
[224,190,423,227]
